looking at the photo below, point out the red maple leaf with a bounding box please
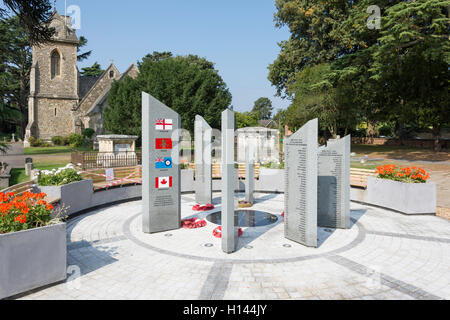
[161,179,167,185]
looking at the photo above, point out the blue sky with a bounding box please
[55,0,291,113]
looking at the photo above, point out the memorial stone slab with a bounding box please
[245,144,255,204]
[142,92,181,234]
[194,115,212,204]
[221,109,237,253]
[284,118,318,247]
[318,135,351,229]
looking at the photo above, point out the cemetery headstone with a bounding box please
[318,135,351,229]
[284,118,318,247]
[194,115,212,204]
[221,109,237,253]
[142,92,181,233]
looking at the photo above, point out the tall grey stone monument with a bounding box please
[194,115,212,204]
[142,92,181,234]
[318,135,351,229]
[245,144,255,204]
[284,118,318,247]
[221,109,237,253]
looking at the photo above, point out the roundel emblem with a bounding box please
[165,159,172,167]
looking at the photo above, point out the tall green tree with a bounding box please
[77,36,92,62]
[0,0,54,45]
[80,62,104,77]
[235,111,259,128]
[252,97,273,120]
[269,0,357,97]
[0,16,31,138]
[271,0,449,150]
[104,53,232,137]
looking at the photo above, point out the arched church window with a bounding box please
[51,50,61,79]
[109,70,114,78]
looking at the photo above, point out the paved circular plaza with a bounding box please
[18,192,450,300]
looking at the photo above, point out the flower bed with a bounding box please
[375,165,430,183]
[0,191,66,299]
[38,164,83,186]
[0,191,60,234]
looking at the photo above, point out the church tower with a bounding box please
[26,11,79,144]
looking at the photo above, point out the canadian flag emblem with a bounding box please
[155,176,173,189]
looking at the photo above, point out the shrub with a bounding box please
[28,136,50,147]
[375,165,430,184]
[82,128,95,139]
[38,164,83,186]
[67,133,85,148]
[0,191,63,234]
[51,136,65,146]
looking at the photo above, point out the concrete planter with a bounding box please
[0,223,67,299]
[366,177,437,214]
[37,179,94,216]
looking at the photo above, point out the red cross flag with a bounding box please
[156,118,173,131]
[155,176,173,189]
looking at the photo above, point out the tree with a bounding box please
[369,0,450,151]
[270,0,449,150]
[0,16,32,138]
[104,53,232,137]
[80,62,104,77]
[268,0,357,97]
[286,64,359,138]
[252,97,273,120]
[235,111,258,128]
[0,0,54,45]
[77,36,92,62]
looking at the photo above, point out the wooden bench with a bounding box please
[189,163,261,179]
[350,168,377,189]
[81,166,142,191]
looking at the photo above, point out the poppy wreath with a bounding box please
[212,226,243,238]
[192,204,215,211]
[181,218,207,229]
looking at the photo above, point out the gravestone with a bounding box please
[284,118,318,247]
[318,135,351,229]
[194,115,212,204]
[221,109,237,253]
[245,144,255,204]
[142,92,181,233]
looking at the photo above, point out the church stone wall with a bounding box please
[35,98,77,140]
[33,42,78,98]
[77,66,119,116]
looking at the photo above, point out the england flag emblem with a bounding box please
[155,176,172,189]
[156,119,173,131]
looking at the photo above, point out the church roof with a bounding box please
[79,76,100,100]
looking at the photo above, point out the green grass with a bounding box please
[8,162,69,186]
[24,145,94,155]
[350,162,381,170]
[351,144,428,154]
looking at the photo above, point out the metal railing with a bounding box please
[72,151,142,170]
